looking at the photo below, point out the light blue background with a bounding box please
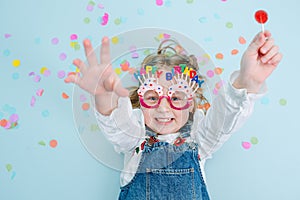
[0,0,298,200]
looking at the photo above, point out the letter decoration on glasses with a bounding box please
[136,67,201,110]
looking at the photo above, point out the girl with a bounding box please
[65,30,282,199]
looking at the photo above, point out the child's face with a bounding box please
[141,70,194,135]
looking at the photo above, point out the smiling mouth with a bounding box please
[155,118,174,123]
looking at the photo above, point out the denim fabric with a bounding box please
[119,141,210,200]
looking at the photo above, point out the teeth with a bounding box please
[156,118,172,122]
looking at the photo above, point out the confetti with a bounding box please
[4,33,12,38]
[242,141,251,150]
[215,53,224,60]
[225,22,233,28]
[231,49,239,55]
[6,164,13,172]
[239,36,246,44]
[62,92,69,99]
[57,70,66,79]
[206,70,214,78]
[49,139,58,148]
[51,37,59,45]
[59,53,67,61]
[156,0,164,6]
[120,60,130,71]
[12,59,21,67]
[82,103,90,111]
[30,96,36,107]
[70,34,78,41]
[36,88,44,97]
[279,98,287,106]
[250,137,258,145]
[38,141,46,146]
[214,67,223,75]
[100,13,109,26]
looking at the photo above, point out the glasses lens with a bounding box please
[143,90,160,107]
[170,91,189,109]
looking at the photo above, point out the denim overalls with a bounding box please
[118,122,210,200]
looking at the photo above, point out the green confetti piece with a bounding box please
[84,17,91,24]
[250,137,258,145]
[186,0,194,3]
[226,22,233,29]
[6,164,12,172]
[38,141,46,146]
[88,1,95,6]
[279,98,287,106]
[114,18,121,25]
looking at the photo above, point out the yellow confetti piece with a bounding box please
[40,66,48,74]
[111,36,119,44]
[12,59,21,67]
[115,68,122,75]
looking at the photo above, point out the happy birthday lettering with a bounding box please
[134,64,204,87]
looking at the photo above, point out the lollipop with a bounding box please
[255,10,268,32]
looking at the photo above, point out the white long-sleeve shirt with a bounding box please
[95,71,266,187]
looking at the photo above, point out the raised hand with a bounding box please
[65,37,129,114]
[234,31,283,93]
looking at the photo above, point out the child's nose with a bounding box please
[157,98,171,112]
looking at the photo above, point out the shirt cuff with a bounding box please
[229,70,267,102]
[94,97,132,124]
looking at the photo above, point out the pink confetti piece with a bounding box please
[57,70,66,79]
[80,94,87,102]
[206,70,214,78]
[86,4,94,12]
[34,75,41,82]
[156,0,163,6]
[59,53,67,61]
[98,3,104,9]
[4,33,12,38]
[9,114,19,123]
[131,52,139,58]
[101,13,109,25]
[36,88,44,96]
[28,72,35,76]
[70,34,78,41]
[30,96,36,107]
[43,69,51,77]
[51,37,59,45]
[242,141,251,150]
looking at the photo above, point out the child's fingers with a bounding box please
[73,59,87,74]
[103,76,129,97]
[100,36,111,65]
[261,45,280,63]
[267,52,283,66]
[259,37,275,55]
[83,39,98,67]
[248,31,271,53]
[64,74,81,85]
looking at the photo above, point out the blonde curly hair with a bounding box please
[128,39,210,115]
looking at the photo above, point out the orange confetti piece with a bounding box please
[0,119,8,127]
[215,53,224,60]
[231,49,239,55]
[239,36,246,44]
[214,67,223,75]
[49,139,58,148]
[62,92,69,99]
[82,103,90,111]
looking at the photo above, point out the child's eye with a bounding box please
[147,96,159,101]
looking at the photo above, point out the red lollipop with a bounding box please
[255,10,268,32]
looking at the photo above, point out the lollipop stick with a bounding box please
[261,23,265,33]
